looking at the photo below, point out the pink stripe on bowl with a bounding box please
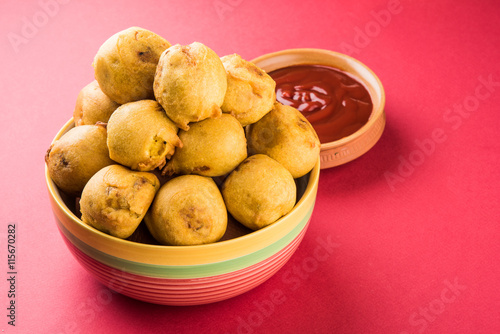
[61,219,310,305]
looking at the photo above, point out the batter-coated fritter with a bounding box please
[73,80,120,126]
[154,42,227,131]
[221,154,296,230]
[162,114,247,177]
[246,102,320,178]
[145,175,227,246]
[107,100,182,172]
[80,164,160,239]
[221,54,276,126]
[45,124,114,194]
[93,27,170,104]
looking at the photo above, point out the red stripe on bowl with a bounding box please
[61,219,310,306]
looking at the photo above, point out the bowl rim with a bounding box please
[46,118,320,267]
[251,48,386,167]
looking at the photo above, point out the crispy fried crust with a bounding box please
[221,54,276,126]
[73,80,120,126]
[246,102,320,178]
[221,154,296,230]
[80,165,160,239]
[144,175,227,245]
[46,125,114,194]
[162,114,246,177]
[107,100,182,172]
[93,27,171,104]
[154,42,227,131]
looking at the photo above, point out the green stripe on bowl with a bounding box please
[56,206,314,279]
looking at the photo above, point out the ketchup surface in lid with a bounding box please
[269,64,373,143]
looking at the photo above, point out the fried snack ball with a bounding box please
[246,102,320,178]
[93,26,171,104]
[80,164,160,239]
[154,42,227,131]
[221,154,296,230]
[162,114,247,177]
[73,80,120,126]
[45,124,114,194]
[220,54,276,126]
[107,100,182,172]
[144,175,227,246]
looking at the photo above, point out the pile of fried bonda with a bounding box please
[45,27,320,246]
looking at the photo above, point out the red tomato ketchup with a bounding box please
[269,65,373,143]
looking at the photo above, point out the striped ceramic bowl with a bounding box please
[46,119,320,306]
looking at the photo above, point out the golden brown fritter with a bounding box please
[221,154,296,230]
[45,124,114,194]
[93,27,171,104]
[80,164,160,239]
[144,175,227,246]
[221,54,276,126]
[246,102,320,178]
[106,100,182,172]
[73,80,120,126]
[162,114,246,177]
[154,42,227,131]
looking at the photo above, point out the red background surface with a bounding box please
[1,0,499,333]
